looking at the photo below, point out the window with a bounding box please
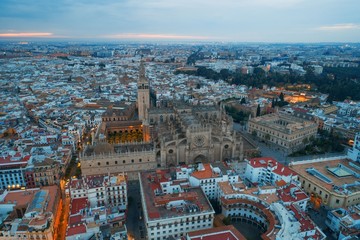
[115,161,118,164]
[123,160,126,164]
[98,162,101,166]
[336,199,340,204]
[131,159,134,163]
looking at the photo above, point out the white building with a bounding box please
[66,174,128,240]
[185,225,245,240]
[176,163,238,200]
[219,182,324,240]
[277,183,309,211]
[0,152,29,190]
[244,157,298,186]
[325,206,360,239]
[139,169,215,240]
[348,132,360,162]
[68,174,127,209]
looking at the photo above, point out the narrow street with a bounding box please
[57,179,70,240]
[126,181,146,240]
[307,207,337,240]
[57,156,78,240]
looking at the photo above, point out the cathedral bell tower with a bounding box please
[137,61,150,121]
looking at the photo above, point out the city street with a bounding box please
[307,207,336,240]
[126,181,146,240]
[57,179,70,240]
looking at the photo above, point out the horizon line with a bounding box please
[0,38,359,44]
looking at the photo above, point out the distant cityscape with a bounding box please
[0,41,359,240]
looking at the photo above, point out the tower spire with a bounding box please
[139,60,146,82]
[137,61,150,121]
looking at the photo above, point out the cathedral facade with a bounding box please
[148,103,243,167]
[80,61,243,179]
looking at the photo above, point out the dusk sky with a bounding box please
[0,0,359,42]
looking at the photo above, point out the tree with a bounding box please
[302,137,309,146]
[220,69,230,80]
[256,104,261,117]
[251,130,257,138]
[265,134,270,141]
[279,92,285,102]
[254,67,266,78]
[222,216,231,225]
[326,94,334,104]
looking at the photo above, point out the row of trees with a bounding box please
[289,130,345,157]
[224,105,250,123]
[176,65,360,101]
[107,130,143,144]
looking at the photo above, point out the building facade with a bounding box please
[139,169,215,240]
[348,132,360,162]
[149,103,244,166]
[137,61,150,121]
[68,173,127,209]
[0,186,61,240]
[244,157,298,186]
[81,61,244,180]
[80,142,157,180]
[0,153,29,190]
[290,157,360,209]
[248,113,317,153]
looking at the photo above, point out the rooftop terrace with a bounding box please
[139,170,214,221]
[290,158,360,194]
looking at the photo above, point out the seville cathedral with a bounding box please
[80,62,244,179]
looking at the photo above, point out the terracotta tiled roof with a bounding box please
[188,225,246,240]
[69,215,82,225]
[191,163,219,179]
[66,224,86,237]
[249,157,296,177]
[277,184,308,203]
[70,197,88,215]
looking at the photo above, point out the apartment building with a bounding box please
[68,173,127,209]
[244,157,298,186]
[139,169,215,240]
[0,186,61,240]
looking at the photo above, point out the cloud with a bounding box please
[103,33,211,40]
[0,32,53,37]
[0,0,360,42]
[316,23,360,31]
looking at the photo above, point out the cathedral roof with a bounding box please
[92,142,114,155]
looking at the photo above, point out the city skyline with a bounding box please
[0,0,360,42]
